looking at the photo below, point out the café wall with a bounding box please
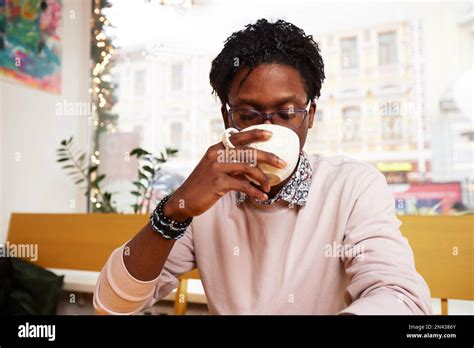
[0,0,91,242]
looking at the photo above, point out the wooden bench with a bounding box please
[6,213,474,315]
[399,215,473,314]
[6,213,206,314]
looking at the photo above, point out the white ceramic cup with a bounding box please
[221,124,300,186]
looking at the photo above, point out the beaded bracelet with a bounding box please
[150,194,193,240]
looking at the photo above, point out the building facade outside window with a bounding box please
[340,36,358,69]
[378,31,398,65]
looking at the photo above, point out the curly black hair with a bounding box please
[209,18,325,105]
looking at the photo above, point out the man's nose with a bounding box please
[262,113,273,124]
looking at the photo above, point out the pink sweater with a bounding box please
[93,154,432,315]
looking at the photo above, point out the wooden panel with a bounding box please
[174,279,189,315]
[7,213,148,272]
[6,213,473,303]
[182,268,200,279]
[399,215,474,301]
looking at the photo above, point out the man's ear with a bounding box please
[308,100,317,129]
[221,104,230,129]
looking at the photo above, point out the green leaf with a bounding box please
[129,148,141,156]
[88,165,98,174]
[96,174,106,183]
[62,165,75,169]
[75,178,85,184]
[60,140,67,146]
[138,171,149,181]
[67,136,73,145]
[142,165,154,175]
[166,147,178,156]
[133,181,146,189]
[130,148,150,157]
[57,158,69,162]
[131,191,141,196]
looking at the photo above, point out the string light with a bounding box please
[89,0,119,210]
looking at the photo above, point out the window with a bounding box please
[209,118,223,142]
[380,100,403,145]
[308,110,324,149]
[112,72,121,96]
[171,63,184,91]
[170,122,183,150]
[378,31,397,65]
[363,29,371,42]
[133,69,146,96]
[381,108,402,141]
[315,110,324,122]
[340,37,358,69]
[96,1,473,215]
[342,106,361,142]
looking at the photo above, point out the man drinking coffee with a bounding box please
[93,19,432,315]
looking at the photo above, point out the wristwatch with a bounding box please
[150,194,193,240]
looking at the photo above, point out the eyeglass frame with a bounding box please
[226,100,312,131]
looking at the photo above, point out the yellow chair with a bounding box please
[399,215,474,314]
[6,213,202,314]
[6,213,473,315]
[172,216,474,315]
[174,269,201,315]
[6,213,145,271]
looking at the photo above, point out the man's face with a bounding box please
[221,63,316,151]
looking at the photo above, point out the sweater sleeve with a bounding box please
[93,225,196,315]
[338,167,432,315]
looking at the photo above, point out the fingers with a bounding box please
[218,162,271,193]
[249,147,287,169]
[224,176,268,201]
[229,129,272,146]
[228,146,286,169]
[207,143,286,170]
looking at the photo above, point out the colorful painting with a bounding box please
[0,0,61,93]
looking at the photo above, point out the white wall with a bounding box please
[0,0,91,241]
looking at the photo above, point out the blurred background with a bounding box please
[1,0,473,225]
[104,0,473,215]
[0,0,472,315]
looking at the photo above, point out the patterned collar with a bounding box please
[236,152,313,207]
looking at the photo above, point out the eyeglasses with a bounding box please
[228,101,311,131]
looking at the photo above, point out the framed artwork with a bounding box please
[0,0,62,93]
